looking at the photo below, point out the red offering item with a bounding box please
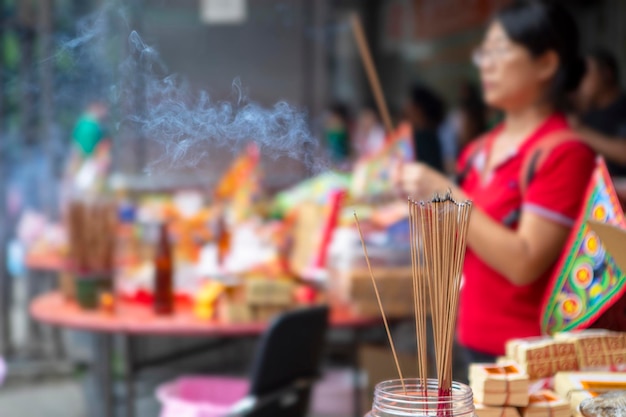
[154,223,174,315]
[295,285,317,305]
[311,190,345,269]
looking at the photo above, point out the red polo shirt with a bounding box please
[457,113,595,356]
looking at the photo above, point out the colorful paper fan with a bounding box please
[350,122,414,198]
[214,143,261,223]
[214,143,260,201]
[541,158,626,334]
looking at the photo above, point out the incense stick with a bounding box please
[350,13,394,134]
[353,212,406,392]
[409,198,429,390]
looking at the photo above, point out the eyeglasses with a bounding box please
[472,45,514,66]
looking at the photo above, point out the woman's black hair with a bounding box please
[588,47,620,87]
[410,84,446,127]
[495,0,585,109]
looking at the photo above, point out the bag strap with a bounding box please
[457,128,579,227]
[456,134,489,185]
[500,129,580,227]
[519,129,580,196]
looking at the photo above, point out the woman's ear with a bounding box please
[536,50,560,83]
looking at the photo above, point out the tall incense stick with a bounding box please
[350,13,394,134]
[354,212,406,392]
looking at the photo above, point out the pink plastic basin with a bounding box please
[157,376,250,417]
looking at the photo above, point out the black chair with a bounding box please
[158,305,330,417]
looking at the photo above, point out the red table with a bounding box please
[30,291,383,417]
[26,253,66,272]
[31,292,381,335]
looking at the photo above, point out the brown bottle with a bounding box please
[216,214,231,267]
[153,222,173,315]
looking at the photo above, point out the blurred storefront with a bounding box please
[329,0,626,115]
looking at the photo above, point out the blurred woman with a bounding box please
[574,48,626,176]
[456,82,488,152]
[396,0,595,361]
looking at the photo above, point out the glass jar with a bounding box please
[366,379,475,417]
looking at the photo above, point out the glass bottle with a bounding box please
[215,212,231,267]
[366,379,475,417]
[153,222,173,315]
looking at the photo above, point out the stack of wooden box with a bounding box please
[505,337,578,380]
[554,331,626,370]
[554,371,626,416]
[519,391,570,417]
[470,363,529,417]
[471,362,571,417]
[504,331,626,380]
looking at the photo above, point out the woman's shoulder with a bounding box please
[531,132,596,179]
[531,117,595,161]
[537,130,594,160]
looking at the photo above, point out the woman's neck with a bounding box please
[502,103,553,142]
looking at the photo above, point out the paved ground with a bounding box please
[0,369,358,417]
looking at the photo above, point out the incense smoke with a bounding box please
[57,4,325,176]
[120,31,321,173]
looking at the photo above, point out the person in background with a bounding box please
[353,105,386,159]
[439,81,488,175]
[574,48,626,177]
[395,0,595,364]
[61,101,111,210]
[72,101,108,157]
[456,82,488,153]
[405,84,445,173]
[324,102,352,168]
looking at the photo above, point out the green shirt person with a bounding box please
[325,103,352,165]
[72,102,108,157]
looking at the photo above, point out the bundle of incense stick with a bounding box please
[66,198,117,274]
[413,193,472,394]
[355,192,472,403]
